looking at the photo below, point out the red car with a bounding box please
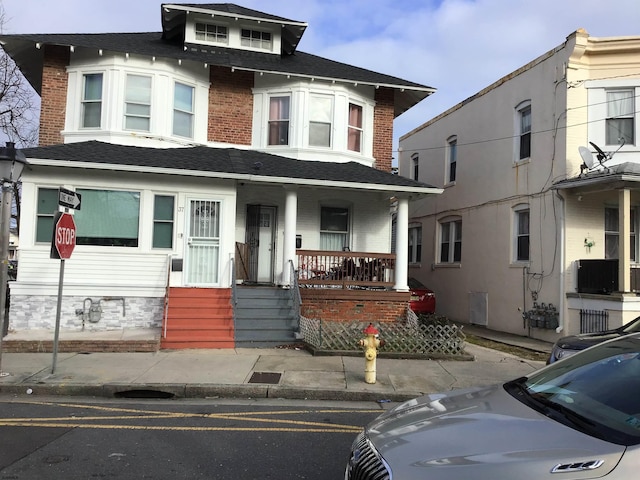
[408,278,436,314]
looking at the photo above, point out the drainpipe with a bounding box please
[555,190,566,333]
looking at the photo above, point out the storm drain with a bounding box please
[248,372,282,384]
[114,389,175,399]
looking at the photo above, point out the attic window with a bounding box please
[195,23,228,44]
[241,28,272,50]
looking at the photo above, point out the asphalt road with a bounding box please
[0,396,384,479]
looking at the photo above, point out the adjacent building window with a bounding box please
[75,189,140,247]
[268,96,290,146]
[36,188,58,243]
[517,101,531,160]
[412,153,419,181]
[605,207,637,261]
[153,195,175,249]
[195,23,228,44]
[309,95,333,147]
[320,206,349,250]
[81,73,103,128]
[439,218,462,263]
[347,103,363,152]
[124,74,152,131]
[173,82,194,138]
[514,206,530,262]
[408,224,422,264]
[606,89,635,146]
[447,136,457,183]
[241,29,272,50]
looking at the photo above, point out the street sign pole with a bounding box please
[51,257,65,374]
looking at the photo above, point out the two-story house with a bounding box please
[399,29,640,342]
[0,3,441,350]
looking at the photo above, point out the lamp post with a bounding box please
[0,142,27,376]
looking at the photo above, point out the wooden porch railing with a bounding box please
[296,249,396,289]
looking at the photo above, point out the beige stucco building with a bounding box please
[399,29,640,342]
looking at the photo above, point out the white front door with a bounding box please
[185,199,220,285]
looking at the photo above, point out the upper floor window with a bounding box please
[439,218,462,264]
[447,136,457,183]
[514,205,530,262]
[241,28,272,50]
[408,224,422,264]
[268,96,290,146]
[606,89,635,146]
[153,195,175,249]
[82,73,103,128]
[348,103,363,152]
[320,206,349,251]
[412,153,419,181]
[195,23,228,44]
[124,74,152,132]
[605,207,637,261]
[173,82,194,138]
[517,101,531,161]
[309,95,333,148]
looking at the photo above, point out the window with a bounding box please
[517,102,531,160]
[268,96,290,146]
[514,207,530,262]
[605,207,637,261]
[195,23,227,44]
[241,29,272,50]
[309,95,333,147]
[412,154,419,181]
[82,73,103,128]
[439,218,462,263]
[75,189,140,247]
[36,188,58,243]
[153,195,175,249]
[606,90,635,146]
[173,82,194,138]
[408,224,422,263]
[124,74,151,131]
[447,136,457,183]
[348,103,363,152]
[320,206,349,250]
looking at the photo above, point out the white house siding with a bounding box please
[11,166,237,332]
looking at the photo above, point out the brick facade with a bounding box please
[372,87,395,172]
[300,289,410,323]
[208,66,254,145]
[39,45,70,146]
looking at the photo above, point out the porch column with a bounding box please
[394,197,409,291]
[619,188,631,292]
[282,187,298,286]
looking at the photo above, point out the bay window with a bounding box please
[124,74,152,131]
[82,73,103,128]
[268,96,290,146]
[348,103,363,152]
[173,82,194,138]
[309,95,333,147]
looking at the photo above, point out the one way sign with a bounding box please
[58,187,82,210]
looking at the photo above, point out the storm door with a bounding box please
[246,205,276,284]
[185,199,220,285]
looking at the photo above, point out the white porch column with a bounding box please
[394,197,409,291]
[619,188,631,292]
[282,187,298,286]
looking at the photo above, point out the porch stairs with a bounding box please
[161,287,234,349]
[234,286,299,348]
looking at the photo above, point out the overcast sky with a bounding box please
[3,0,640,159]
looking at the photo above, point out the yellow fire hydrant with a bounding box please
[359,323,382,384]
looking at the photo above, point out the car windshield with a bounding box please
[507,335,640,446]
[621,317,640,333]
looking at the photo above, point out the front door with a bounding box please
[185,199,220,285]
[246,205,276,284]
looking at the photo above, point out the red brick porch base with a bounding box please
[300,289,410,323]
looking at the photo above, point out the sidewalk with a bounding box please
[0,327,551,402]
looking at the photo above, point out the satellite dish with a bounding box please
[589,142,608,163]
[579,146,595,169]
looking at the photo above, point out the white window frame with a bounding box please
[320,205,350,251]
[408,223,422,264]
[605,206,637,262]
[606,89,635,146]
[447,135,457,184]
[308,94,333,148]
[81,73,103,129]
[173,81,195,139]
[347,102,363,153]
[438,217,462,264]
[267,95,291,146]
[515,101,531,162]
[195,22,228,45]
[241,28,272,50]
[513,204,530,263]
[124,74,152,132]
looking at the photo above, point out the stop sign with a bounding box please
[54,213,76,259]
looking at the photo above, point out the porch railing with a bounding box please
[296,249,395,289]
[576,259,640,294]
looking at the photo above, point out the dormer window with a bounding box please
[195,23,228,45]
[241,28,272,50]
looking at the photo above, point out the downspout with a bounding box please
[555,190,566,333]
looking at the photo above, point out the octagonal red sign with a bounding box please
[54,213,76,259]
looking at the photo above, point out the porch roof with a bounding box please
[22,141,442,195]
[553,162,640,194]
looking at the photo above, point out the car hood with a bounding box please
[557,331,621,350]
[367,385,625,480]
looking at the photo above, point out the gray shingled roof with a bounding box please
[22,141,439,193]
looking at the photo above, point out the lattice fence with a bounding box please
[300,312,467,357]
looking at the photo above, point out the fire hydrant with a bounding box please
[359,323,383,384]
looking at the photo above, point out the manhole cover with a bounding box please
[248,372,281,384]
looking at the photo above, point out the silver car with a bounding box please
[345,333,640,479]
